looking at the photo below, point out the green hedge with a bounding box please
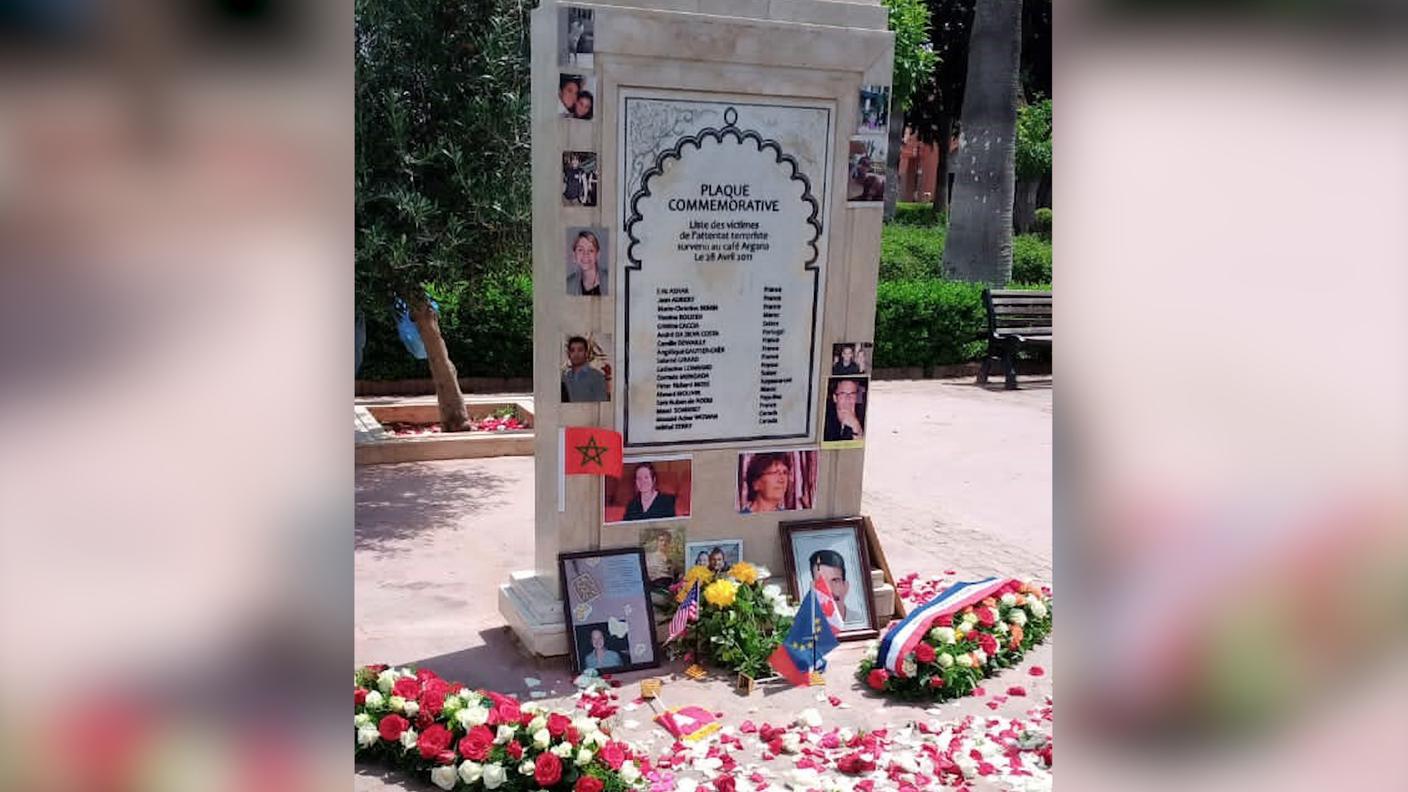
[882,221,1052,287]
[873,279,988,369]
[1012,234,1053,285]
[892,201,944,227]
[880,224,946,281]
[358,269,533,381]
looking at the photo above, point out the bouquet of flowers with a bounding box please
[354,664,646,790]
[666,562,797,678]
[858,580,1052,701]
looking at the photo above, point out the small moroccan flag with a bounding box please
[562,426,623,477]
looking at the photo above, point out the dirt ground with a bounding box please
[355,377,1052,790]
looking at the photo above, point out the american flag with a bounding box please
[666,580,700,643]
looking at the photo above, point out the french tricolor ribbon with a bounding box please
[878,576,1013,677]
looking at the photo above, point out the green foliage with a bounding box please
[880,224,946,281]
[356,0,533,310]
[668,572,786,679]
[1015,98,1053,181]
[358,265,533,381]
[883,0,939,114]
[1011,234,1052,285]
[874,279,988,369]
[891,201,945,227]
[1033,207,1053,239]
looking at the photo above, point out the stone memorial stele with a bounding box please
[500,0,894,656]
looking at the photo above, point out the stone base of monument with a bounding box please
[354,398,535,465]
[498,570,570,657]
[498,569,896,658]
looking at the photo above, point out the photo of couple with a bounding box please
[558,73,595,120]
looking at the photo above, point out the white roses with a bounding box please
[1009,610,1028,627]
[937,652,954,668]
[429,766,458,791]
[457,705,490,728]
[377,669,400,693]
[364,691,385,711]
[929,626,956,644]
[458,761,484,785]
[1028,598,1048,619]
[481,763,507,789]
[619,760,641,784]
[356,726,380,748]
[576,748,595,766]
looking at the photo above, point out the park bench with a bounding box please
[978,288,1052,390]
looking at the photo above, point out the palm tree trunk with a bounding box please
[409,295,471,432]
[942,0,1022,283]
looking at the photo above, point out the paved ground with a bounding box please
[354,377,1052,790]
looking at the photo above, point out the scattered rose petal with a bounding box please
[1029,665,1046,677]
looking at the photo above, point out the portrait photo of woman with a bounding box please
[565,227,608,296]
[736,450,818,514]
[603,457,691,525]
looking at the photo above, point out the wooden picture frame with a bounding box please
[558,547,662,675]
[779,517,879,641]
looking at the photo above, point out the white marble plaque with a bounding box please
[618,92,834,449]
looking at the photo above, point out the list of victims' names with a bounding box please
[652,286,722,431]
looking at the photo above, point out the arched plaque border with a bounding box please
[620,99,828,449]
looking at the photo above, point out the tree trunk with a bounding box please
[941,0,1022,283]
[883,108,905,221]
[930,113,951,217]
[408,295,471,432]
[1012,177,1041,233]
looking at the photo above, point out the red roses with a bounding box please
[377,714,409,742]
[354,688,367,706]
[913,642,936,663]
[417,724,453,762]
[599,741,626,770]
[977,632,999,656]
[457,725,493,761]
[547,712,572,738]
[976,607,997,627]
[866,668,890,690]
[392,677,421,700]
[534,752,563,786]
[575,776,604,792]
[490,698,521,726]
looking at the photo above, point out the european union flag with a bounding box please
[767,586,840,686]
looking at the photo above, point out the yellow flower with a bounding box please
[677,565,714,602]
[728,561,758,585]
[703,579,739,608]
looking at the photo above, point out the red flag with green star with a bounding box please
[563,426,623,477]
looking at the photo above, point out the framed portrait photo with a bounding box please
[683,539,743,576]
[779,517,878,641]
[559,547,661,675]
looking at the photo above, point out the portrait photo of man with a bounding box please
[823,376,868,446]
[561,335,609,403]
